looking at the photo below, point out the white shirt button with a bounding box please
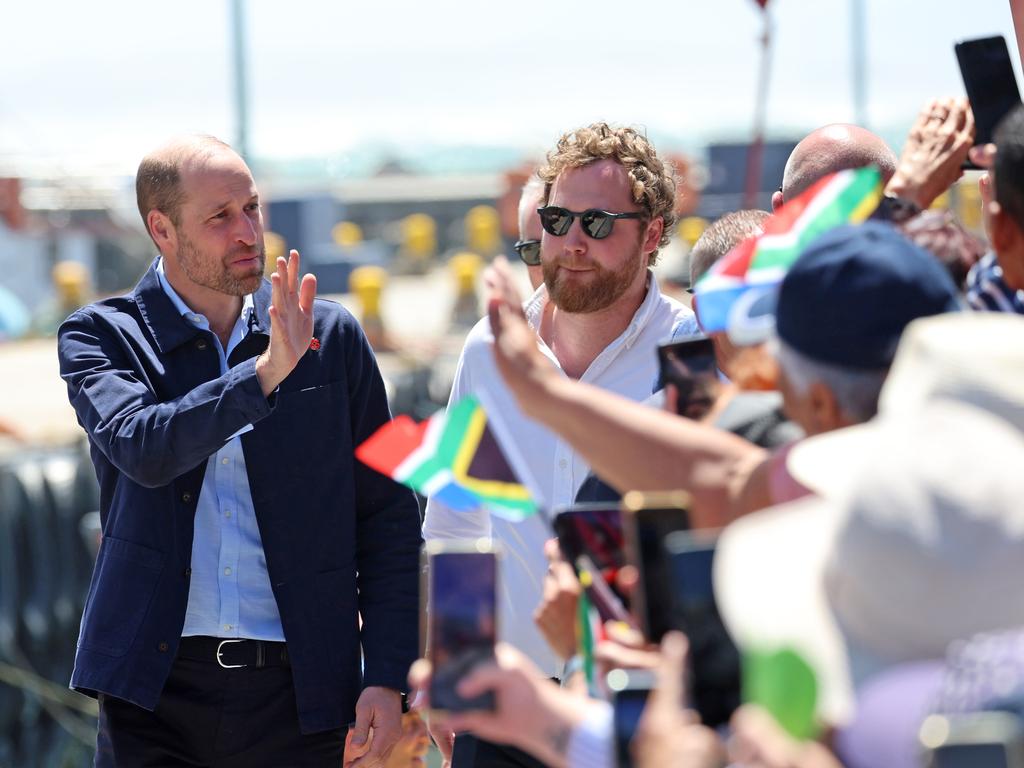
[221,457,229,465]
[224,510,231,518]
[223,623,232,631]
[558,459,568,469]
[224,567,232,576]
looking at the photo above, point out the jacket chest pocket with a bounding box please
[261,382,348,461]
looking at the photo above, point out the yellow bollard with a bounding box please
[264,231,286,276]
[678,216,708,248]
[332,221,363,249]
[449,251,482,326]
[929,191,950,211]
[349,265,388,349]
[465,205,501,256]
[400,213,438,272]
[956,180,982,233]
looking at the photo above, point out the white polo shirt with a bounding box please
[423,272,693,675]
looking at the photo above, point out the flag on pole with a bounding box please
[355,395,539,521]
[693,166,884,336]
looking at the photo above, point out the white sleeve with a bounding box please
[422,337,491,543]
[567,700,614,768]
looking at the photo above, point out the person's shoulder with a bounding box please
[60,291,141,332]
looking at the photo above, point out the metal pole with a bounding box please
[851,0,868,128]
[743,9,773,210]
[230,0,250,161]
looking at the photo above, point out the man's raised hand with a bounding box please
[256,249,317,396]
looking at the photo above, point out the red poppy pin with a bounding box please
[309,337,321,351]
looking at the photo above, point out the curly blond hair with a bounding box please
[538,123,677,264]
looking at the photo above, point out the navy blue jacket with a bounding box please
[57,262,422,733]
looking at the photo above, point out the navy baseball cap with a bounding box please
[776,222,961,369]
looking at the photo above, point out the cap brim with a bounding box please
[714,495,855,725]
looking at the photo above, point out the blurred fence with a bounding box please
[0,441,100,766]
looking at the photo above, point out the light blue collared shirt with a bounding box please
[156,260,284,641]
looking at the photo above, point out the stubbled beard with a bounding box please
[542,243,644,314]
[177,234,265,296]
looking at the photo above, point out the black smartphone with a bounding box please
[921,712,1024,768]
[424,540,498,714]
[956,36,1022,156]
[621,491,692,643]
[663,530,741,729]
[657,335,720,420]
[607,668,656,768]
[553,502,626,587]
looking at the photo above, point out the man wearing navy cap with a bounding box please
[483,220,961,527]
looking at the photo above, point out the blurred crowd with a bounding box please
[406,97,1024,768]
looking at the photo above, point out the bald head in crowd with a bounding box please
[772,124,897,211]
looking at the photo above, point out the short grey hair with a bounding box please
[774,337,888,424]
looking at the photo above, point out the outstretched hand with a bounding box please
[887,97,975,210]
[484,256,558,417]
[256,249,317,396]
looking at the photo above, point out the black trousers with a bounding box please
[94,648,345,767]
[452,734,549,768]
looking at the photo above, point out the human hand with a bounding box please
[409,645,588,768]
[634,632,727,768]
[886,97,975,210]
[534,539,582,661]
[969,142,996,170]
[595,621,662,685]
[423,710,455,764]
[484,256,559,418]
[729,704,843,768]
[345,686,403,768]
[255,249,317,396]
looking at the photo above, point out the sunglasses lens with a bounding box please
[540,207,573,236]
[515,241,542,266]
[581,210,614,239]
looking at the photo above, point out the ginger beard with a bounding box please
[542,233,646,313]
[176,231,265,297]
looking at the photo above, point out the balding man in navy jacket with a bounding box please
[58,135,421,768]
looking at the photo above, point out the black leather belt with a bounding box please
[177,636,290,669]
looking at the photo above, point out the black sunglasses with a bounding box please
[513,239,542,266]
[537,206,644,240]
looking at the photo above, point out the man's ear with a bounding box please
[147,210,176,255]
[771,190,785,212]
[808,380,848,433]
[642,217,665,262]
[988,201,1019,254]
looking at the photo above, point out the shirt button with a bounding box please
[196,338,208,350]
[223,624,232,632]
[181,492,193,503]
[183,568,192,578]
[158,641,169,652]
[224,567,232,576]
[558,459,568,469]
[224,510,232,518]
[221,457,229,465]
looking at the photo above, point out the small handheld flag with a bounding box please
[356,395,538,521]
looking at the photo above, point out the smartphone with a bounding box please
[424,539,498,714]
[956,36,1022,156]
[621,491,692,643]
[663,530,741,729]
[657,336,720,420]
[921,712,1024,768]
[607,668,656,768]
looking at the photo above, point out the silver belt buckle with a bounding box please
[216,639,246,669]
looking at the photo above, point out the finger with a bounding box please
[653,631,688,709]
[544,537,563,565]
[270,272,284,324]
[356,714,401,767]
[288,249,300,295]
[969,143,997,169]
[299,273,317,316]
[275,257,290,311]
[349,698,373,748]
[408,659,432,704]
[454,660,502,700]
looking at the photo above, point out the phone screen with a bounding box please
[933,744,1012,768]
[622,493,691,643]
[608,669,656,768]
[427,548,497,713]
[657,336,719,420]
[956,35,1022,146]
[663,531,741,728]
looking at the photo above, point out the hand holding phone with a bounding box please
[657,336,720,420]
[424,540,498,714]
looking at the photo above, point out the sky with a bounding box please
[1,0,1019,178]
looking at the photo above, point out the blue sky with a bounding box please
[1,0,1018,176]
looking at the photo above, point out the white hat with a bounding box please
[714,313,1024,726]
